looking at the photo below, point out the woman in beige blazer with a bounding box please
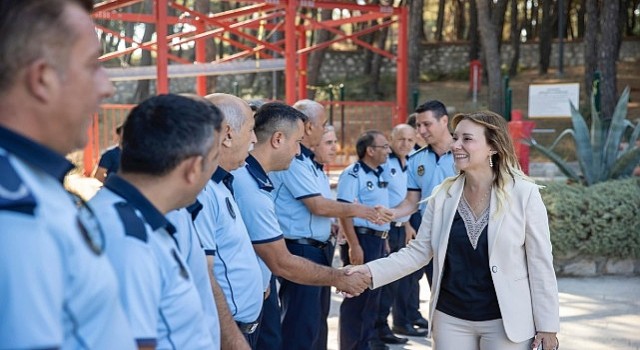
[349,111,560,350]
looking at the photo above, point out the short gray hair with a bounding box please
[293,99,325,125]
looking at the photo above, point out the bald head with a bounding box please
[204,93,256,171]
[205,93,253,131]
[390,123,416,158]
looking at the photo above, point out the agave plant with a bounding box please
[526,86,640,186]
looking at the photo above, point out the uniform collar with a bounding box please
[358,160,384,177]
[295,144,315,161]
[186,200,203,221]
[313,160,324,171]
[104,174,176,234]
[389,152,407,172]
[212,166,235,195]
[245,154,274,192]
[0,125,74,183]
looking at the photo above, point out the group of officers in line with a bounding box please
[0,1,462,349]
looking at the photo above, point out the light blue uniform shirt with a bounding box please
[195,167,264,323]
[89,175,213,350]
[232,155,284,291]
[382,152,410,223]
[337,160,390,231]
[166,202,221,348]
[0,126,135,350]
[271,145,333,242]
[407,145,456,213]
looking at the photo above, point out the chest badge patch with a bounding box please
[366,181,374,190]
[417,165,425,176]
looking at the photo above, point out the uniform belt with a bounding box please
[354,226,389,239]
[236,320,259,334]
[391,221,405,227]
[285,238,328,249]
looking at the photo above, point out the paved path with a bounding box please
[327,276,640,350]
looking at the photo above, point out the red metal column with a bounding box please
[284,0,298,104]
[155,0,169,94]
[297,26,307,101]
[395,6,408,124]
[195,19,207,95]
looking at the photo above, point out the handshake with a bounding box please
[333,265,374,297]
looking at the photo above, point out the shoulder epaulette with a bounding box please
[408,145,429,159]
[0,154,36,215]
[348,163,360,178]
[114,201,148,242]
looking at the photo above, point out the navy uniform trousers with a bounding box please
[256,276,282,350]
[375,224,406,333]
[279,241,333,350]
[339,233,386,350]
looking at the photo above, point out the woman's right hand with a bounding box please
[349,244,364,265]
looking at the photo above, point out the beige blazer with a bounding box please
[367,175,559,342]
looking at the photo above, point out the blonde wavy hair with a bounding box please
[433,111,535,214]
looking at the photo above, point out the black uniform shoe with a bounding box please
[379,330,408,344]
[392,324,428,337]
[369,339,390,350]
[413,316,429,329]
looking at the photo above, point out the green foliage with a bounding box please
[540,178,640,258]
[527,87,640,186]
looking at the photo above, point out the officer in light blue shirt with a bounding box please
[390,100,456,337]
[194,93,262,348]
[0,1,136,348]
[376,124,417,345]
[270,100,384,350]
[88,94,223,349]
[166,201,221,349]
[337,130,391,350]
[234,102,373,349]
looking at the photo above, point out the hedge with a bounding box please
[539,178,640,258]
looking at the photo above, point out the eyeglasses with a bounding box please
[370,144,390,150]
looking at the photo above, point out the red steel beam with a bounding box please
[396,6,408,123]
[95,25,190,64]
[195,20,207,96]
[93,0,144,13]
[156,0,169,94]
[285,0,297,104]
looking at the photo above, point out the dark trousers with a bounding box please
[339,232,386,350]
[256,275,282,350]
[279,241,331,350]
[392,211,432,327]
[376,225,406,333]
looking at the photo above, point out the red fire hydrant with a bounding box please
[507,110,535,175]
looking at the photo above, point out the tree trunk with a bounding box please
[584,0,598,100]
[577,0,586,37]
[509,0,522,76]
[133,21,155,103]
[307,9,333,99]
[454,0,466,40]
[477,0,503,113]
[435,0,446,41]
[538,0,554,74]
[408,0,425,104]
[491,0,509,51]
[598,0,620,119]
[468,0,481,60]
[369,24,389,99]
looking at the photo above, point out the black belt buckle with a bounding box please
[236,321,259,334]
[285,238,327,249]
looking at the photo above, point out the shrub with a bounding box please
[540,178,640,258]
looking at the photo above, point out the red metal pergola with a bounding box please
[91,0,408,121]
